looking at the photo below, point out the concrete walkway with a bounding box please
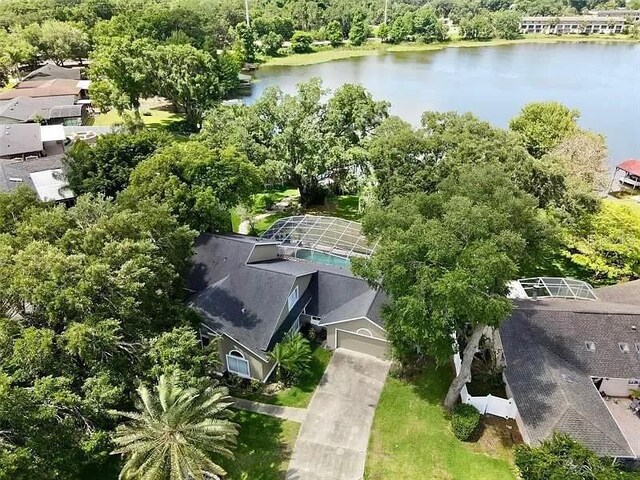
[232,397,307,423]
[285,349,391,480]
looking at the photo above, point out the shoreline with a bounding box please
[261,35,640,67]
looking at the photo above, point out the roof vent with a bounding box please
[632,325,637,331]
[8,177,23,182]
[585,341,596,352]
[619,342,631,353]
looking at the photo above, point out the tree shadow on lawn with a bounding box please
[222,410,297,480]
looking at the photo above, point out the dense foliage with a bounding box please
[269,332,313,384]
[515,433,637,479]
[451,403,481,441]
[111,374,238,480]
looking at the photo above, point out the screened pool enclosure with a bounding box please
[261,215,376,268]
[509,277,598,301]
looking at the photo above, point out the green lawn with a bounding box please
[304,195,363,221]
[254,212,288,235]
[239,345,332,408]
[92,108,182,128]
[222,410,299,480]
[365,363,517,480]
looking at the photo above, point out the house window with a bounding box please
[201,335,211,348]
[287,286,300,311]
[585,341,596,352]
[356,328,373,337]
[226,350,251,378]
[290,315,301,333]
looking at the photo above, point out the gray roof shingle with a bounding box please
[0,96,77,122]
[186,234,387,357]
[23,64,82,81]
[0,123,42,157]
[0,154,65,194]
[595,280,640,308]
[501,300,640,457]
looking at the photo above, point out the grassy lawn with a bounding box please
[91,108,182,128]
[365,363,517,480]
[222,410,300,480]
[254,212,288,235]
[304,195,362,221]
[238,345,332,408]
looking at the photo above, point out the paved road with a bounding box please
[285,349,390,480]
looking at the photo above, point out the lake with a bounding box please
[246,42,640,168]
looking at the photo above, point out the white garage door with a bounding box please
[336,329,389,359]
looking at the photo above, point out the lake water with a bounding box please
[246,43,640,168]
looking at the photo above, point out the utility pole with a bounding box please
[384,0,388,25]
[245,0,250,27]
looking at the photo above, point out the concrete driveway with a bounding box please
[286,348,391,480]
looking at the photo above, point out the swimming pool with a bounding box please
[294,249,350,269]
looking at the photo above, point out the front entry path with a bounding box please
[231,397,307,423]
[285,348,391,480]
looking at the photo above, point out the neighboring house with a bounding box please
[0,79,89,101]
[0,153,73,202]
[520,16,626,34]
[0,96,86,125]
[0,123,43,159]
[22,64,82,82]
[186,216,389,382]
[500,278,640,459]
[591,9,640,22]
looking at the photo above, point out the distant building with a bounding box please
[22,64,82,82]
[520,16,626,34]
[591,9,640,22]
[0,96,87,126]
[0,79,89,101]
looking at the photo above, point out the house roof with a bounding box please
[30,169,74,201]
[0,154,65,194]
[616,160,640,178]
[187,233,386,358]
[0,124,42,157]
[0,96,77,122]
[23,64,82,81]
[0,79,82,100]
[595,280,640,307]
[501,297,640,457]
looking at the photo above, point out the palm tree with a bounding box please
[111,375,238,480]
[269,332,312,384]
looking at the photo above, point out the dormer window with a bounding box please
[619,343,631,353]
[585,341,596,352]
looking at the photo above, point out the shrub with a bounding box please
[260,31,283,56]
[451,403,481,441]
[290,31,313,53]
[269,332,312,384]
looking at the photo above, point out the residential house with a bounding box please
[22,64,82,82]
[500,278,640,459]
[520,16,626,34]
[0,96,86,125]
[186,216,389,382]
[591,9,640,22]
[0,79,89,101]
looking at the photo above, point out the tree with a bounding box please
[413,6,448,42]
[260,31,284,56]
[235,23,256,63]
[0,194,197,479]
[39,20,90,66]
[326,20,344,47]
[491,10,522,39]
[63,129,171,197]
[565,201,640,284]
[353,164,553,410]
[349,13,368,46]
[290,31,313,53]
[90,37,156,112]
[154,44,238,130]
[111,375,238,480]
[200,79,388,206]
[122,141,261,232]
[510,102,580,158]
[377,23,390,42]
[516,432,636,479]
[460,13,495,40]
[269,332,312,384]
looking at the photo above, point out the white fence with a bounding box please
[453,352,518,419]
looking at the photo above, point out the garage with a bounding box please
[335,328,389,359]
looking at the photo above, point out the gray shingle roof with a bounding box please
[0,123,42,157]
[0,96,77,122]
[595,280,640,308]
[186,233,387,357]
[501,300,640,457]
[0,154,65,194]
[23,64,82,81]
